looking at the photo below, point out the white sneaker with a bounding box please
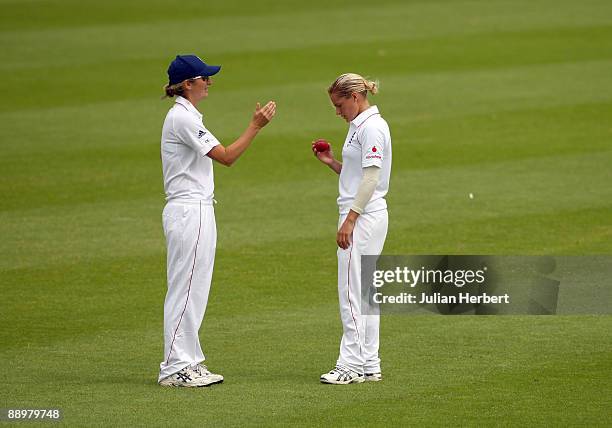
[191,363,224,386]
[159,366,208,387]
[365,372,382,382]
[320,365,364,385]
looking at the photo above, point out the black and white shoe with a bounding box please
[191,363,224,386]
[158,365,223,388]
[159,366,207,387]
[320,365,364,385]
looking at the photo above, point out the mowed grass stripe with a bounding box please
[215,24,612,91]
[4,23,612,111]
[3,42,612,114]
[2,315,608,378]
[1,311,608,367]
[1,148,610,271]
[2,205,608,357]
[1,315,609,425]
[0,232,336,317]
[2,97,609,169]
[2,97,609,209]
[397,101,612,170]
[2,0,611,69]
[1,210,609,342]
[1,145,610,269]
[385,205,612,254]
[2,205,609,351]
[1,59,611,191]
[0,0,403,31]
[2,56,611,144]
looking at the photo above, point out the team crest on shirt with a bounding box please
[198,130,207,138]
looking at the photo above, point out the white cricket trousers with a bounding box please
[336,209,388,375]
[159,200,216,381]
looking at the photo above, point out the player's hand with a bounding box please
[251,101,276,129]
[336,217,355,249]
[311,142,335,166]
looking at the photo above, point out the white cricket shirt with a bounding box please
[161,96,221,201]
[338,105,392,214]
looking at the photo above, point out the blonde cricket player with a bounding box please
[313,73,391,385]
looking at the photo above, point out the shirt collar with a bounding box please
[175,96,202,119]
[351,105,379,128]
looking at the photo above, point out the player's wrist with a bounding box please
[346,210,359,223]
[248,122,262,131]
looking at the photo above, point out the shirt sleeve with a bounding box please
[174,113,221,157]
[360,125,385,168]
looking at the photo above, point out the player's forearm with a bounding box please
[219,123,261,166]
[329,160,342,175]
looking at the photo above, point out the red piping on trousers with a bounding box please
[165,201,202,366]
[347,246,362,353]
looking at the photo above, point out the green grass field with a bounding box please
[1,0,611,426]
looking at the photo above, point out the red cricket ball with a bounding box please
[313,139,331,152]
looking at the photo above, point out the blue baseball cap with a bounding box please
[167,55,221,85]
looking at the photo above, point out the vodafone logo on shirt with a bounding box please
[366,145,382,160]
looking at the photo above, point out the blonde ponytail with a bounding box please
[328,73,379,98]
[364,79,378,95]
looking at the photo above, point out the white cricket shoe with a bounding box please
[191,363,224,386]
[158,365,222,388]
[159,366,207,387]
[320,365,364,385]
[365,372,382,382]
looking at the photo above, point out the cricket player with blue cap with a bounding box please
[158,54,276,387]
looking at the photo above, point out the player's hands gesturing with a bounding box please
[251,101,276,129]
